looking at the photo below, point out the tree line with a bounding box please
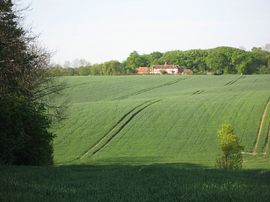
[49,46,270,76]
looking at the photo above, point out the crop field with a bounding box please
[52,75,270,167]
[1,164,270,202]
[1,75,270,201]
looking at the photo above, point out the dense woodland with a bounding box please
[48,46,270,76]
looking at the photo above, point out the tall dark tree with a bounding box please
[0,0,63,165]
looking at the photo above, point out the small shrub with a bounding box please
[216,124,244,170]
[160,70,168,75]
[0,96,54,165]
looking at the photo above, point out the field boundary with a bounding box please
[252,98,270,155]
[112,77,187,100]
[79,99,161,159]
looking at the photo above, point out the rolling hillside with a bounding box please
[53,75,270,167]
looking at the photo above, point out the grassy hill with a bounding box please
[52,75,270,168]
[1,75,270,201]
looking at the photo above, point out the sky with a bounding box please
[19,0,270,65]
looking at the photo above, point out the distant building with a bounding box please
[151,63,180,74]
[136,63,192,75]
[136,67,150,74]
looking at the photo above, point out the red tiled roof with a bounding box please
[136,67,149,73]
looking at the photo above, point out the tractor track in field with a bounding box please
[65,80,92,89]
[252,98,270,155]
[79,99,161,159]
[192,90,205,95]
[262,123,270,154]
[224,75,245,86]
[112,77,187,100]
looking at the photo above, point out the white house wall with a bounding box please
[152,68,179,74]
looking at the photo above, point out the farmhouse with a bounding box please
[136,67,150,74]
[151,63,180,74]
[135,63,192,75]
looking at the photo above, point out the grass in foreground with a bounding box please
[1,163,270,202]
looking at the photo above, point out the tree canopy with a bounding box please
[48,46,270,76]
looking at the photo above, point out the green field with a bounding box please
[1,164,270,202]
[53,75,270,167]
[1,75,270,201]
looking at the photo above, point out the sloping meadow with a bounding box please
[53,75,270,168]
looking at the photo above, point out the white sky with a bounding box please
[19,0,270,64]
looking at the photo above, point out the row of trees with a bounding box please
[48,60,125,76]
[48,46,270,76]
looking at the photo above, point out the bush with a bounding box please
[0,96,54,165]
[216,124,244,170]
[160,70,168,75]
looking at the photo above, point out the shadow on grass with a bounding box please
[1,161,270,202]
